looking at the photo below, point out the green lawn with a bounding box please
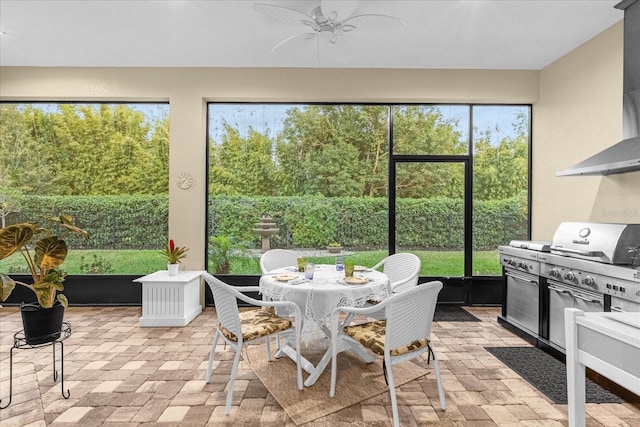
[1,249,501,276]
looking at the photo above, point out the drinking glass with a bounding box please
[344,259,355,277]
[304,263,315,280]
[297,256,306,272]
[335,255,344,271]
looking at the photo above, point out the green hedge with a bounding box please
[8,195,168,249]
[208,195,527,250]
[7,194,527,251]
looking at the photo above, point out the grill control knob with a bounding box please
[549,268,560,278]
[564,271,576,281]
[583,276,595,287]
[509,258,517,266]
[517,261,528,270]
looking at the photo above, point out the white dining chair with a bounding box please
[349,252,421,321]
[260,248,299,273]
[259,248,301,354]
[372,252,421,294]
[329,281,446,427]
[202,272,303,415]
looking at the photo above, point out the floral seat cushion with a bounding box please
[220,309,292,342]
[343,319,429,356]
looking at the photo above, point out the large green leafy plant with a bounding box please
[0,214,88,308]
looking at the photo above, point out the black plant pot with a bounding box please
[20,302,65,345]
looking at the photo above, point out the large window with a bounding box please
[0,103,170,275]
[207,104,390,274]
[207,103,530,278]
[472,105,530,275]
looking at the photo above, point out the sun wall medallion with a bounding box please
[177,173,193,190]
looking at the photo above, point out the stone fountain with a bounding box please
[253,215,280,252]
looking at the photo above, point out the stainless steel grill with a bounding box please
[543,222,640,306]
[499,221,640,352]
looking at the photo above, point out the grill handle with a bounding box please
[610,306,625,313]
[574,294,601,304]
[505,271,538,285]
[548,284,571,294]
[550,246,604,257]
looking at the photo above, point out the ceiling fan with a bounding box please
[252,0,405,64]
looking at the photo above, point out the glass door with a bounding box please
[393,161,467,277]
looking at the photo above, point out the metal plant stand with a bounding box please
[0,322,72,409]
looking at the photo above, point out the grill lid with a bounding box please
[550,222,640,264]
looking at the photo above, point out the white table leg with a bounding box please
[275,343,315,374]
[274,316,375,387]
[303,334,372,386]
[565,308,586,427]
[304,346,334,386]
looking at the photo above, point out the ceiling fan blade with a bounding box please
[252,3,312,24]
[341,13,406,31]
[271,32,318,53]
[321,0,359,22]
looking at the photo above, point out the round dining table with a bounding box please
[259,263,390,386]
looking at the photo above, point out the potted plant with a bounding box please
[160,239,189,276]
[327,242,343,254]
[0,214,88,345]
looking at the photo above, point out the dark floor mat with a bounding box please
[433,305,480,322]
[485,346,624,404]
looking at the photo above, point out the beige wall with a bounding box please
[1,24,635,261]
[534,21,639,240]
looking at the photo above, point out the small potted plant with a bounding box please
[160,239,189,276]
[0,214,88,345]
[327,242,343,254]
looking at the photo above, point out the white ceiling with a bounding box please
[0,0,623,70]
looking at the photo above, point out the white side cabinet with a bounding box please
[134,270,204,327]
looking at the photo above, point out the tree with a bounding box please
[209,123,278,196]
[2,104,169,196]
[0,105,52,193]
[0,186,22,228]
[276,105,389,197]
[473,112,529,200]
[392,105,467,199]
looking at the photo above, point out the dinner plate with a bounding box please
[343,276,369,285]
[274,274,297,282]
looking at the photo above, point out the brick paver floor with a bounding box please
[1,306,639,426]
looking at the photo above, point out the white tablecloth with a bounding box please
[259,264,389,341]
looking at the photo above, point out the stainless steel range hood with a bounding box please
[557,0,640,176]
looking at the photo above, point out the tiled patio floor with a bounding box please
[1,305,639,426]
